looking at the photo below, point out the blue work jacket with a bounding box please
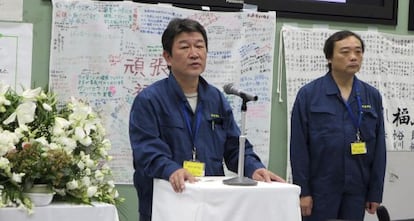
[290,72,386,203]
[129,74,264,216]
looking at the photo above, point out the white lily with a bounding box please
[42,103,53,111]
[74,127,86,140]
[11,172,25,183]
[35,137,49,147]
[0,83,11,111]
[21,87,41,101]
[113,190,119,198]
[69,98,92,122]
[79,136,92,146]
[0,95,11,106]
[13,127,25,139]
[3,101,36,126]
[53,117,70,135]
[83,121,97,135]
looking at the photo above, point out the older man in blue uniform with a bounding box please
[129,18,285,221]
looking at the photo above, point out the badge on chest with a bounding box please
[351,141,367,155]
[183,160,205,177]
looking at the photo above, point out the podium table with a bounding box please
[0,202,119,221]
[152,176,301,221]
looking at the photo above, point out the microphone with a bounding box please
[376,205,390,221]
[223,83,258,101]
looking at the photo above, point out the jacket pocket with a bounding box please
[309,105,339,134]
[360,109,378,141]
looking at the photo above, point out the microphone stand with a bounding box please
[223,95,257,186]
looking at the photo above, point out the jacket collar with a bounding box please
[323,72,364,105]
[167,73,209,102]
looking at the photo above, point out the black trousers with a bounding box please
[139,214,151,221]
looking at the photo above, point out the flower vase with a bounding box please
[25,184,55,206]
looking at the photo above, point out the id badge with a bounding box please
[183,160,205,177]
[351,142,367,155]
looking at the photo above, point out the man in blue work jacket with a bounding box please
[129,18,285,221]
[290,30,386,221]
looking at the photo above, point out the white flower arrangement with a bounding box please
[0,82,122,213]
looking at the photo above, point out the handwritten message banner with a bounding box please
[50,0,276,183]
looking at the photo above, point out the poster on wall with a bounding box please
[0,0,23,21]
[0,22,32,90]
[50,0,276,184]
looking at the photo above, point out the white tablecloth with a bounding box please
[152,176,301,221]
[0,202,119,221]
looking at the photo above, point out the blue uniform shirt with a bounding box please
[129,74,265,216]
[290,72,386,203]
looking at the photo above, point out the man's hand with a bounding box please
[300,196,313,216]
[252,168,286,183]
[365,202,380,214]
[168,168,197,193]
